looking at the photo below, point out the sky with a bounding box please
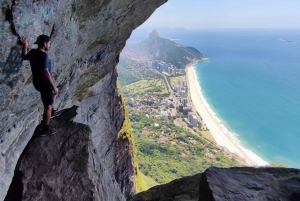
[139,0,300,30]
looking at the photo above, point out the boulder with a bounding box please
[130,173,202,201]
[5,106,128,201]
[199,167,300,201]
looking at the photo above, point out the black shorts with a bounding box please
[33,82,54,106]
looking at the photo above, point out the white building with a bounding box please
[161,111,169,123]
[171,68,176,75]
[180,90,186,98]
[179,69,186,74]
[192,116,198,127]
[176,85,181,93]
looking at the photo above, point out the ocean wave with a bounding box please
[191,65,269,167]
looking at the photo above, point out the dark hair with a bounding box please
[34,35,51,45]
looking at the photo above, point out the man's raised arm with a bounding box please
[20,36,28,60]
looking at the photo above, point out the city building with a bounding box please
[188,112,194,123]
[158,64,162,71]
[165,100,169,107]
[176,85,181,93]
[171,68,176,75]
[182,98,188,107]
[164,115,169,123]
[183,107,192,115]
[177,68,185,74]
[192,115,198,127]
[180,90,186,98]
[179,105,183,112]
[161,111,169,123]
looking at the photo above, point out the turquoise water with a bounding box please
[156,29,300,168]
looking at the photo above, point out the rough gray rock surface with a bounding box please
[5,106,93,201]
[199,167,300,201]
[130,167,300,201]
[130,173,202,201]
[5,106,128,201]
[0,0,167,200]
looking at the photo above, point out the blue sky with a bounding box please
[140,0,300,29]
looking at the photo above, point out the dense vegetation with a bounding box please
[168,75,186,90]
[130,111,241,184]
[117,57,141,86]
[117,56,160,86]
[123,79,169,96]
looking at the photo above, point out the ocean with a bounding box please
[128,28,300,168]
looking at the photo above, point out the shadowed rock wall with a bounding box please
[0,0,167,200]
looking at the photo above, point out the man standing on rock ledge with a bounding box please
[21,35,61,136]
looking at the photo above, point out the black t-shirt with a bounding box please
[24,49,52,86]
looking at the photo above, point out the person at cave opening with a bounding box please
[21,35,61,136]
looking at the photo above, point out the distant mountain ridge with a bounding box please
[142,30,205,68]
[121,30,205,68]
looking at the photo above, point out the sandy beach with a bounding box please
[186,62,257,166]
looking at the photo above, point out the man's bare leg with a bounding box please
[51,94,57,112]
[43,105,52,126]
[50,93,62,118]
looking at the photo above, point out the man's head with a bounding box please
[34,35,51,51]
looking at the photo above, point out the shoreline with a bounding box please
[185,60,268,166]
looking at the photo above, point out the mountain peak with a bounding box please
[150,29,159,37]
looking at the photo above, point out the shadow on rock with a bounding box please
[4,105,95,201]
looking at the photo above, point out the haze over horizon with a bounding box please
[139,0,300,30]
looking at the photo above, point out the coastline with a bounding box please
[185,60,268,166]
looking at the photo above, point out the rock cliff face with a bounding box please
[5,106,133,201]
[0,0,167,200]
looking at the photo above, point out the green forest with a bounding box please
[130,111,241,185]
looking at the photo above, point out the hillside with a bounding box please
[142,30,205,68]
[121,30,206,68]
